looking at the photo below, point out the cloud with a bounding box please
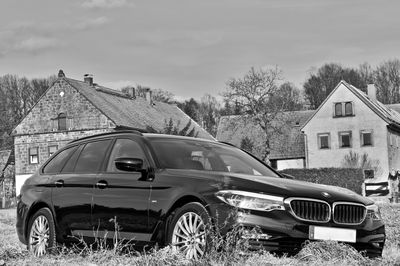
[14,36,60,53]
[0,15,111,56]
[81,0,134,8]
[74,17,111,30]
[102,80,137,90]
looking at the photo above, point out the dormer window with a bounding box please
[334,102,354,117]
[58,113,67,131]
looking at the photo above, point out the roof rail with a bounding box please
[69,129,143,143]
[114,126,152,133]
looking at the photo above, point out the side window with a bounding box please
[339,131,352,148]
[43,146,77,174]
[58,113,67,131]
[74,140,112,173]
[48,145,58,157]
[334,103,342,117]
[360,130,373,146]
[29,147,39,164]
[345,102,353,116]
[318,133,330,149]
[107,138,147,172]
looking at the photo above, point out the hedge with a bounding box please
[279,168,364,195]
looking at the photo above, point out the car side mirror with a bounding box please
[280,173,295,180]
[115,157,144,172]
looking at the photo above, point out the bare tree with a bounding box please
[373,59,400,104]
[152,88,175,103]
[0,74,55,149]
[222,66,292,162]
[199,94,220,137]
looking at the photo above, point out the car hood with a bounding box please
[164,170,373,205]
[226,173,372,205]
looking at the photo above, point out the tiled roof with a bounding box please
[216,110,314,160]
[64,78,214,140]
[344,81,400,126]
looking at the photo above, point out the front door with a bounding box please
[92,137,153,242]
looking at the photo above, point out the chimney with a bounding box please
[145,88,153,104]
[367,84,377,101]
[125,86,136,98]
[84,74,93,86]
[58,69,65,78]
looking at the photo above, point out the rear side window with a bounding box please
[74,140,112,173]
[61,145,84,173]
[42,146,77,174]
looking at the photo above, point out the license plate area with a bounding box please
[309,226,356,243]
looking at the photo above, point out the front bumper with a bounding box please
[237,210,385,257]
[209,203,385,257]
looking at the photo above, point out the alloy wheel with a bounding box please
[29,215,50,256]
[171,211,206,259]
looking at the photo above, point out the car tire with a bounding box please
[167,202,210,260]
[27,207,57,256]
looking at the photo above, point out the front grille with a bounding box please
[333,202,366,225]
[288,199,331,223]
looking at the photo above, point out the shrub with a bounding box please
[279,168,364,194]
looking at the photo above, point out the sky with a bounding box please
[1,0,400,100]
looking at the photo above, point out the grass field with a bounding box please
[1,203,400,265]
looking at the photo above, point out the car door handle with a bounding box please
[96,180,108,189]
[54,180,64,187]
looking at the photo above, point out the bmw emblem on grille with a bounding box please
[321,192,331,198]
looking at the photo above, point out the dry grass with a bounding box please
[1,202,400,265]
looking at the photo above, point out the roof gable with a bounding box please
[301,81,400,131]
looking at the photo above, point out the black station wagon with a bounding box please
[16,131,385,258]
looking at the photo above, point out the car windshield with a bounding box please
[148,138,279,177]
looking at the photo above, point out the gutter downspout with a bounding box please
[302,132,309,168]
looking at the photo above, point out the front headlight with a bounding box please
[366,204,382,221]
[215,190,285,212]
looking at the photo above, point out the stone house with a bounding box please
[12,70,214,195]
[301,81,400,181]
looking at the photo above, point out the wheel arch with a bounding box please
[160,194,210,245]
[24,201,55,240]
[166,194,210,218]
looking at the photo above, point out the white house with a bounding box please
[301,80,400,182]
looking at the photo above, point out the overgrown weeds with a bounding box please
[2,203,400,265]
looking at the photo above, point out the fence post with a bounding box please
[362,182,366,197]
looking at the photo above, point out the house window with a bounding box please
[339,131,352,148]
[360,131,373,146]
[334,102,354,117]
[334,103,342,117]
[29,147,39,164]
[48,145,58,157]
[318,133,330,149]
[345,102,353,116]
[58,113,67,131]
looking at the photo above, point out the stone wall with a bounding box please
[13,79,114,135]
[13,78,116,175]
